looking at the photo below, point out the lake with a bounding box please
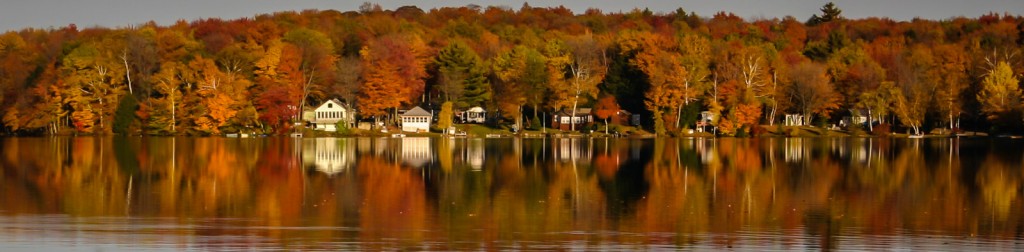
[1,136,1022,250]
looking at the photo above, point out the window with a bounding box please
[328,103,333,108]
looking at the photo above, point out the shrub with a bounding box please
[113,95,139,135]
[735,127,750,137]
[750,125,767,136]
[335,121,351,135]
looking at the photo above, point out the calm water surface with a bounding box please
[1,136,1022,250]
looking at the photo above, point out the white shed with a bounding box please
[313,99,353,132]
[401,106,433,133]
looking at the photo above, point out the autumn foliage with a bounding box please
[0,4,1022,135]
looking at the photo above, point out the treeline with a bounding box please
[0,2,1022,135]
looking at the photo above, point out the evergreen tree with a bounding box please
[435,41,491,109]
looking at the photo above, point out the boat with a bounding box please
[391,133,406,138]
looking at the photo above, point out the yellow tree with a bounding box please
[184,56,238,134]
[677,34,712,127]
[62,43,126,133]
[894,45,938,135]
[149,62,185,133]
[977,61,1022,124]
[856,81,900,132]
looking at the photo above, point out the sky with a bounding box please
[2,0,1022,32]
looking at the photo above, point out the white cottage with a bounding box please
[461,107,487,124]
[401,106,432,133]
[313,99,354,132]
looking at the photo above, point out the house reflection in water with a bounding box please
[555,138,592,162]
[466,138,485,171]
[302,138,357,176]
[402,137,433,168]
[784,138,806,163]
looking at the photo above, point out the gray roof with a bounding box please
[403,106,432,116]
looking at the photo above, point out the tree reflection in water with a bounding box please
[0,137,1021,250]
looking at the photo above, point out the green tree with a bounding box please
[435,41,491,109]
[807,2,842,26]
[113,94,139,134]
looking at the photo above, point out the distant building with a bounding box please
[553,108,593,131]
[842,109,872,127]
[312,99,355,131]
[696,111,715,132]
[785,114,805,126]
[401,106,433,132]
[459,106,487,124]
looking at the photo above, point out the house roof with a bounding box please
[315,99,347,111]
[403,106,432,116]
[556,108,592,116]
[467,106,485,113]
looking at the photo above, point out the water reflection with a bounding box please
[1,137,1022,250]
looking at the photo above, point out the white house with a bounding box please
[313,99,354,132]
[461,106,487,124]
[401,106,433,133]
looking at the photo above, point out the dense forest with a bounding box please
[0,2,1022,136]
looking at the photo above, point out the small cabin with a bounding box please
[696,111,715,132]
[401,106,433,133]
[460,106,487,124]
[841,109,871,128]
[553,108,593,131]
[312,99,354,132]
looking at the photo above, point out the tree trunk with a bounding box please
[516,105,522,132]
[298,68,316,124]
[122,51,133,95]
[571,97,579,132]
[676,102,683,130]
[867,109,873,132]
[171,90,175,133]
[948,112,954,131]
[605,118,609,135]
